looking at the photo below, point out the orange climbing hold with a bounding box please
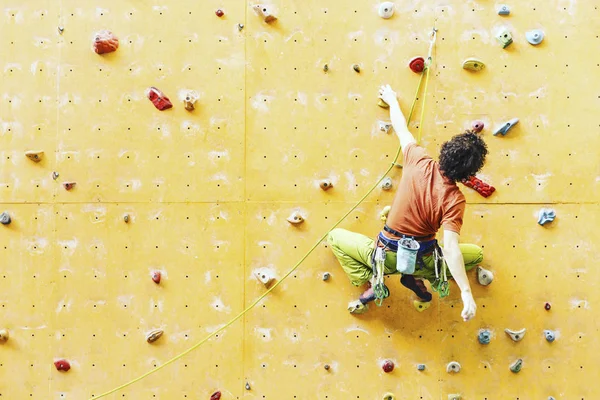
[147,87,173,111]
[409,57,425,73]
[93,30,119,54]
[54,359,71,372]
[152,271,161,284]
[461,176,495,198]
[210,392,221,400]
[63,182,76,191]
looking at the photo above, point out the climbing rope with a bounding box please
[90,26,438,400]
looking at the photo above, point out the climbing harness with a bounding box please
[91,26,439,400]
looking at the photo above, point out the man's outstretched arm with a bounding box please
[379,84,417,150]
[443,229,477,321]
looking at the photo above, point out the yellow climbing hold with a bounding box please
[383,393,395,400]
[413,300,432,312]
[377,99,390,109]
[380,205,391,221]
[25,150,44,162]
[462,58,485,72]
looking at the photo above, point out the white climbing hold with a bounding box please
[286,212,304,225]
[526,29,545,45]
[379,121,393,134]
[381,177,393,191]
[505,328,526,342]
[446,361,461,373]
[477,266,494,286]
[253,4,277,23]
[378,2,395,19]
[255,269,275,286]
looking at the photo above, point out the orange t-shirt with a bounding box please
[384,143,466,241]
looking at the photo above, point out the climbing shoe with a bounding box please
[401,275,432,302]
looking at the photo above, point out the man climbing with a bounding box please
[328,84,488,322]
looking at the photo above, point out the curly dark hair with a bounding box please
[438,131,488,182]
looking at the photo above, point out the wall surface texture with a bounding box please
[0,0,598,399]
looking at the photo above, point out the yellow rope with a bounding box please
[90,36,435,400]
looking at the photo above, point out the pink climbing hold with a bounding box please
[54,359,71,372]
[210,391,222,400]
[152,271,161,284]
[409,57,425,73]
[147,87,173,111]
[215,9,224,17]
[461,176,495,198]
[471,120,485,133]
[382,360,394,373]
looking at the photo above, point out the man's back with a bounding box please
[385,143,466,240]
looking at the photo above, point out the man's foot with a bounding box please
[401,275,432,302]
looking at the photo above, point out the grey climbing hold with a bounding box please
[378,2,395,19]
[496,28,513,48]
[537,208,556,225]
[323,64,329,73]
[544,330,556,342]
[493,118,519,136]
[348,299,368,314]
[322,272,330,281]
[498,5,510,15]
[526,29,545,45]
[52,171,60,180]
[446,361,461,373]
[417,364,426,371]
[124,214,130,223]
[245,382,251,390]
[353,64,361,73]
[548,397,556,400]
[510,358,523,373]
[505,328,526,342]
[0,212,11,225]
[478,329,491,345]
[237,23,244,31]
[382,393,395,400]
[448,395,461,400]
[477,266,494,286]
[381,177,393,191]
[58,26,65,34]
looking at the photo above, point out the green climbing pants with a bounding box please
[327,228,483,286]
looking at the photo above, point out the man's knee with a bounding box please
[465,245,484,272]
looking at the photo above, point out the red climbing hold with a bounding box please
[54,359,71,372]
[152,271,161,284]
[210,391,222,400]
[545,302,551,311]
[382,360,394,373]
[471,120,485,133]
[409,57,425,73]
[93,30,119,54]
[461,176,495,198]
[215,9,224,17]
[147,87,173,111]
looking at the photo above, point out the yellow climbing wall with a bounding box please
[0,0,598,399]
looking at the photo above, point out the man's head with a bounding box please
[438,131,488,183]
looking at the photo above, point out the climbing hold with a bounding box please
[498,5,510,15]
[353,64,361,73]
[378,2,395,19]
[25,150,44,162]
[210,391,222,400]
[320,180,333,191]
[324,364,330,371]
[286,212,304,225]
[255,270,275,286]
[509,358,523,373]
[461,176,496,198]
[413,300,431,312]
[0,329,9,343]
[493,118,519,136]
[323,64,329,73]
[544,302,551,311]
[245,382,251,390]
[253,5,277,23]
[63,182,76,191]
[379,121,393,134]
[537,208,556,226]
[505,328,526,342]
[383,393,395,400]
[151,271,161,284]
[348,299,368,314]
[58,26,64,34]
[446,361,461,373]
[382,360,394,373]
[377,99,389,109]
[526,29,545,45]
[147,87,173,111]
[417,364,426,371]
[471,120,485,133]
[544,330,556,342]
[124,214,130,223]
[409,57,425,73]
[478,329,492,345]
[380,205,391,221]
[52,171,59,180]
[381,177,393,191]
[548,397,555,400]
[183,91,198,111]
[54,359,71,372]
[93,30,119,54]
[462,58,485,72]
[0,212,11,226]
[477,266,494,286]
[448,395,461,400]
[215,9,224,17]
[322,272,330,281]
[146,329,164,343]
[237,23,244,31]
[496,28,513,48]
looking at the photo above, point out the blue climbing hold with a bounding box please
[493,118,519,136]
[498,5,510,15]
[478,330,491,345]
[417,364,426,371]
[538,208,556,226]
[544,330,556,342]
